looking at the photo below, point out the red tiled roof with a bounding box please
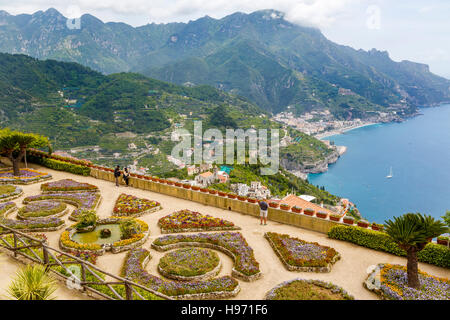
[281,194,334,215]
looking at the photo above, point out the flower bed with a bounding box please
[0,201,65,232]
[0,185,23,202]
[0,168,52,185]
[158,210,240,234]
[18,201,68,219]
[23,192,101,221]
[40,179,99,193]
[152,232,261,281]
[364,263,449,300]
[112,194,161,217]
[265,232,340,272]
[60,217,149,255]
[122,248,240,299]
[265,279,354,300]
[158,248,221,281]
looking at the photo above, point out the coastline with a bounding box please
[314,122,379,141]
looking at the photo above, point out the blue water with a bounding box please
[309,104,450,223]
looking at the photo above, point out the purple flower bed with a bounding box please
[153,232,260,276]
[379,264,450,300]
[0,201,64,230]
[23,192,100,220]
[41,179,99,192]
[22,201,61,212]
[0,169,51,184]
[122,248,239,297]
[0,201,15,213]
[0,169,42,178]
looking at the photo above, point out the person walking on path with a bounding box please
[259,200,269,225]
[123,167,130,187]
[114,165,121,187]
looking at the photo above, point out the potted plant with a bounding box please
[437,236,449,246]
[182,184,191,189]
[247,198,257,203]
[174,182,182,187]
[144,176,152,180]
[357,219,369,228]
[316,211,328,219]
[343,216,355,225]
[371,222,384,231]
[269,202,279,208]
[292,206,302,213]
[200,187,209,193]
[280,203,291,211]
[227,193,237,199]
[166,180,174,185]
[218,191,227,197]
[237,195,246,201]
[208,189,218,195]
[330,214,341,222]
[192,186,200,191]
[304,208,315,216]
[75,210,98,233]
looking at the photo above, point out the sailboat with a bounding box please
[386,167,393,179]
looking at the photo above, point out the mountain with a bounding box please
[0,53,337,177]
[0,9,448,117]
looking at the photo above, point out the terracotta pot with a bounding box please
[183,184,191,189]
[200,188,209,193]
[227,194,237,199]
[208,190,217,194]
[218,192,227,197]
[304,210,314,216]
[437,239,449,246]
[371,224,381,231]
[280,205,291,211]
[292,207,302,213]
[166,181,174,185]
[343,218,354,225]
[247,199,257,203]
[330,216,340,222]
[237,196,246,201]
[192,186,200,191]
[316,213,328,219]
[269,202,279,208]
[175,182,182,187]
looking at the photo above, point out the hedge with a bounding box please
[28,155,91,176]
[327,225,450,269]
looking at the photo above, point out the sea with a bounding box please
[308,104,450,223]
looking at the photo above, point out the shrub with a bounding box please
[76,210,97,230]
[7,265,57,300]
[120,219,142,240]
[328,225,450,268]
[29,155,90,176]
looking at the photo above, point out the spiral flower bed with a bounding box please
[364,263,450,300]
[265,279,354,300]
[0,201,65,232]
[158,248,221,281]
[158,210,240,234]
[112,194,161,217]
[152,232,261,281]
[23,191,101,221]
[18,201,68,219]
[0,168,52,184]
[40,179,99,193]
[122,248,240,299]
[59,217,149,255]
[0,185,23,202]
[265,232,340,272]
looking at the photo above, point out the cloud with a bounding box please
[0,0,365,28]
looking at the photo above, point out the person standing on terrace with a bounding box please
[259,200,269,225]
[114,165,121,187]
[123,167,130,187]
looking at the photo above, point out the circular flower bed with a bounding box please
[0,185,23,202]
[152,232,261,281]
[265,279,354,300]
[18,201,68,219]
[0,168,52,184]
[158,209,240,233]
[41,179,99,193]
[265,232,340,272]
[158,248,221,281]
[364,263,450,300]
[113,194,161,217]
[122,248,240,299]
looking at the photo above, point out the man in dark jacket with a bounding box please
[259,200,269,225]
[114,165,121,187]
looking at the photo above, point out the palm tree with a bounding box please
[7,264,57,300]
[384,213,448,289]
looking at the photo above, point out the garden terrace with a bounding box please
[122,248,240,299]
[265,279,354,300]
[113,194,161,217]
[41,179,99,193]
[265,232,340,272]
[158,209,240,233]
[0,168,52,185]
[364,263,450,300]
[152,232,261,281]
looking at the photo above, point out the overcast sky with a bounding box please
[1,0,449,78]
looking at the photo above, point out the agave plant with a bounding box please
[7,264,57,300]
[384,213,448,289]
